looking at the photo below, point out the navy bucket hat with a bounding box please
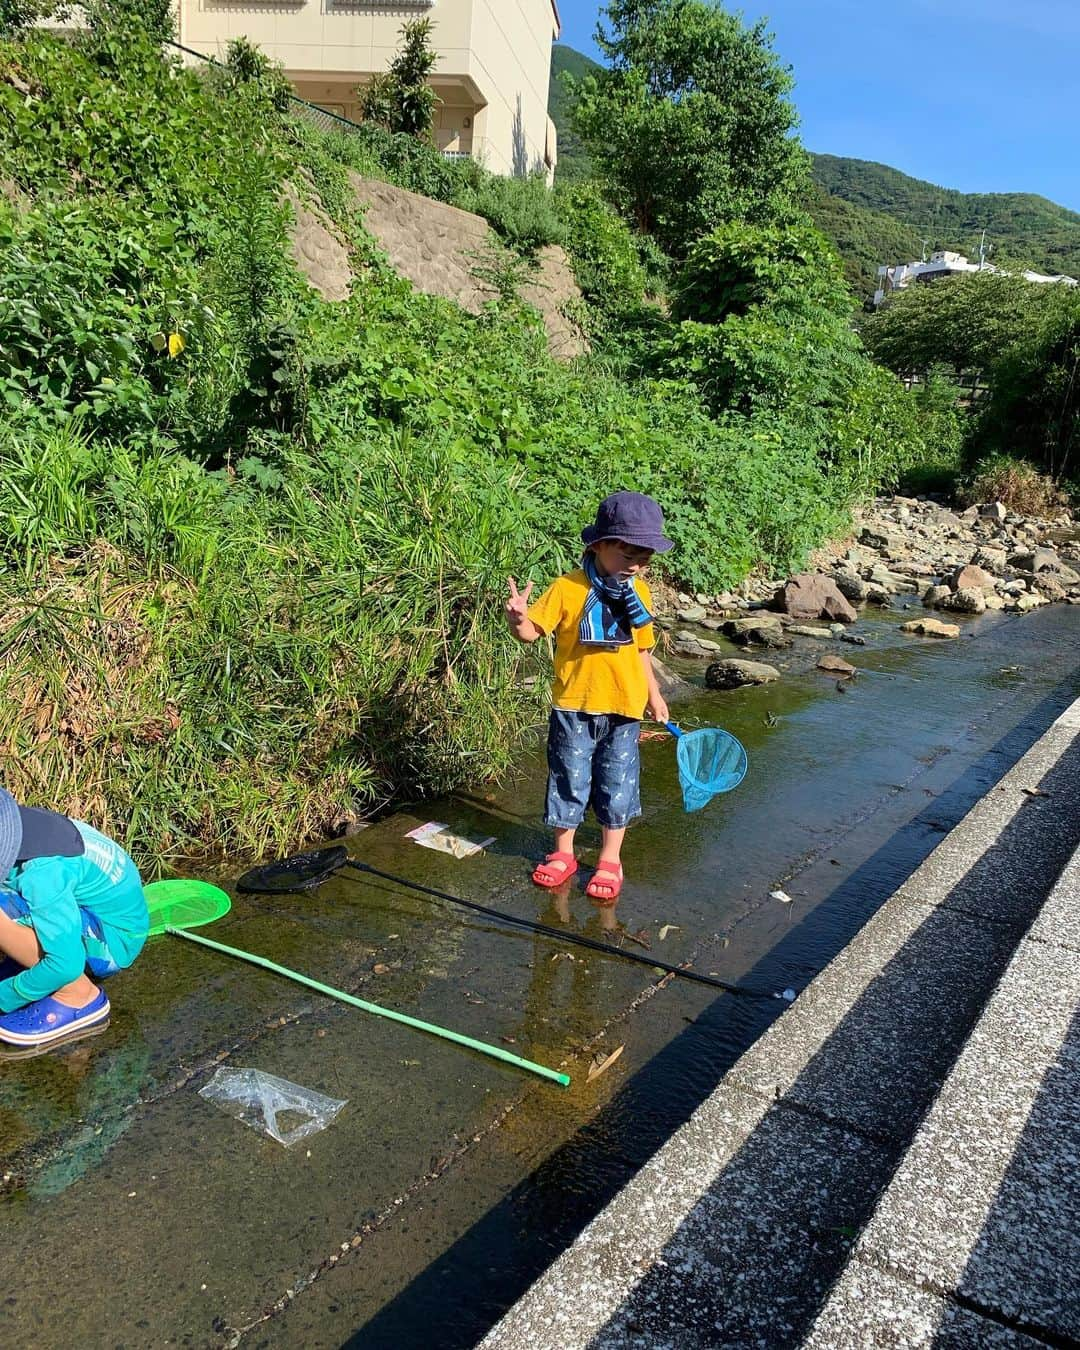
[581,491,674,553]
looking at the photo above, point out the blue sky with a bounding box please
[554,1,1080,211]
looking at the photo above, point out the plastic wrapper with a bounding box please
[405,821,495,860]
[199,1067,346,1147]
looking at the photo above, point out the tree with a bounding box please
[359,17,439,139]
[860,271,1075,375]
[0,0,59,36]
[861,270,1080,481]
[83,0,174,46]
[570,0,806,257]
[976,303,1080,483]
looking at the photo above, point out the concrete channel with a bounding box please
[481,698,1080,1349]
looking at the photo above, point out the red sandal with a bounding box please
[585,862,623,904]
[532,851,579,888]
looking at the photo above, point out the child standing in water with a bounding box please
[505,491,672,903]
[0,788,148,1050]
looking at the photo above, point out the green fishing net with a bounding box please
[144,879,232,936]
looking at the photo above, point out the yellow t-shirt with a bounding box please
[527,569,655,718]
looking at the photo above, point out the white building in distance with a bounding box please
[874,249,1077,306]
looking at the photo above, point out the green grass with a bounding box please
[0,419,551,870]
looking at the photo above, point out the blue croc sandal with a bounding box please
[0,990,110,1047]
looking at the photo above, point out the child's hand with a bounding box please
[505,577,534,628]
[647,693,670,725]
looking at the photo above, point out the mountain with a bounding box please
[804,183,924,298]
[810,154,1080,296]
[549,43,600,183]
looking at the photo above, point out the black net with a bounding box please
[236,846,349,894]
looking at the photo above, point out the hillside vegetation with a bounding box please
[549,43,598,183]
[0,9,951,865]
[811,153,1080,292]
[804,182,924,298]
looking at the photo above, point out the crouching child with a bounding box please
[0,788,148,1050]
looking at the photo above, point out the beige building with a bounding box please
[178,0,561,178]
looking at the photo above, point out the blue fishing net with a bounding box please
[674,727,747,812]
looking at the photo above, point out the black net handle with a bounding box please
[344,861,768,999]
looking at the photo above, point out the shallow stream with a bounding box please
[0,603,1077,1348]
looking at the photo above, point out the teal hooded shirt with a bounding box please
[0,821,147,1012]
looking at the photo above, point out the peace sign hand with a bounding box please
[505,576,535,629]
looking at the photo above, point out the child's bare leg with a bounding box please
[0,912,40,968]
[51,974,100,1009]
[546,827,577,879]
[590,826,626,901]
[0,914,100,1007]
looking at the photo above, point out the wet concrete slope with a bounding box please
[480,705,1080,1349]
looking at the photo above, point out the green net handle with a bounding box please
[168,927,570,1087]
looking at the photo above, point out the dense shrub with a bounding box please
[455,169,566,252]
[962,456,1065,515]
[672,219,849,324]
[556,181,647,308]
[0,419,554,866]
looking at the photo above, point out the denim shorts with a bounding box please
[0,891,122,979]
[545,709,642,830]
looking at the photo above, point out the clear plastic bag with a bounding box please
[404,821,495,859]
[199,1067,346,1147]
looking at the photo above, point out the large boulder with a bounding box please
[942,587,987,614]
[722,616,792,648]
[832,570,870,603]
[817,653,857,676]
[772,574,858,624]
[949,563,996,593]
[972,546,1008,574]
[1010,592,1049,612]
[1007,547,1064,574]
[859,525,906,555]
[1030,573,1067,602]
[652,656,691,699]
[705,659,780,689]
[922,584,951,609]
[672,631,722,658]
[868,565,920,594]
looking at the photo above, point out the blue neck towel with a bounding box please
[579,553,653,646]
